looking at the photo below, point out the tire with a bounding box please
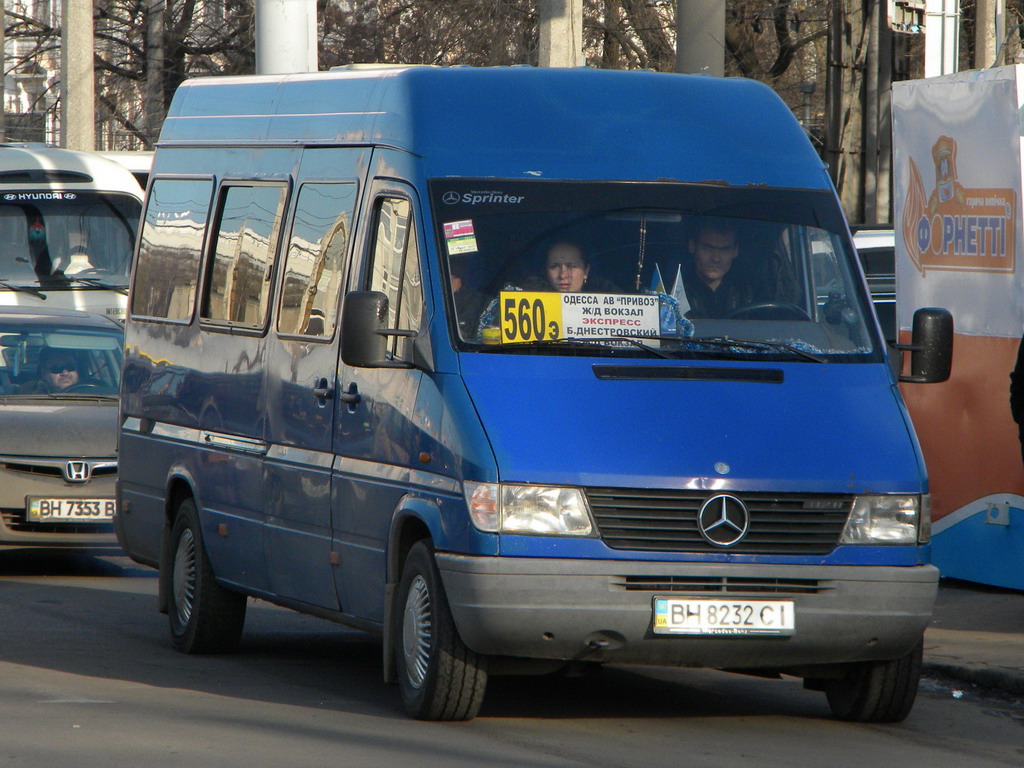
[395,541,488,720]
[824,638,923,723]
[166,497,247,654]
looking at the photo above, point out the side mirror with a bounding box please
[340,291,414,369]
[897,307,953,384]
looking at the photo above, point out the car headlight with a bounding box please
[840,495,924,545]
[464,482,594,535]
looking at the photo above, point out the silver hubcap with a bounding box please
[401,574,432,688]
[172,527,197,628]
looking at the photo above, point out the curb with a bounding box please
[922,661,1024,698]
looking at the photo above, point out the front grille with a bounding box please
[586,487,852,555]
[0,460,117,480]
[616,575,830,594]
[1,462,64,479]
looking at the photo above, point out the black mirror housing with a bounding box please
[898,307,953,384]
[341,291,391,368]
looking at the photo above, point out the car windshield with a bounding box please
[0,192,141,289]
[0,323,123,397]
[430,180,879,362]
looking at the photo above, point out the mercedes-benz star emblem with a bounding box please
[442,191,460,204]
[697,494,749,547]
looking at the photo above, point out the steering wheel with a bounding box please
[63,382,106,394]
[725,302,812,321]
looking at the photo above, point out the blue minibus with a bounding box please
[115,65,952,722]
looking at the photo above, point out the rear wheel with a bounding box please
[395,541,488,720]
[166,497,246,653]
[823,638,923,722]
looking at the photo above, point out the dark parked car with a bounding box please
[0,307,122,548]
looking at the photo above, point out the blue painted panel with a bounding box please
[932,506,1024,590]
[458,355,924,495]
[161,67,829,190]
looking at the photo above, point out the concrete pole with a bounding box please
[675,0,725,76]
[61,0,96,150]
[145,0,166,147]
[255,0,319,74]
[538,0,584,67]
[976,0,997,68]
[1,2,6,142]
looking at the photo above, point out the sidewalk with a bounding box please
[923,578,1024,697]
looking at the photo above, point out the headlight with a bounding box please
[840,495,922,545]
[464,482,594,535]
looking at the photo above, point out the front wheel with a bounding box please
[166,497,247,653]
[823,638,923,722]
[395,541,488,720]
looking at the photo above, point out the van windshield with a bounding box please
[0,192,141,291]
[429,180,879,362]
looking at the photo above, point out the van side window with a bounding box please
[277,183,356,338]
[368,197,422,357]
[201,184,287,328]
[131,178,214,321]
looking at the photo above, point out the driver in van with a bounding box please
[19,348,84,393]
[682,221,754,318]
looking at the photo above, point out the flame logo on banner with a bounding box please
[903,157,928,274]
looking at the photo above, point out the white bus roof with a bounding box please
[0,144,144,198]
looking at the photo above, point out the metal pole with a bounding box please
[675,0,725,76]
[255,0,319,74]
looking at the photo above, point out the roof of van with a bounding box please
[160,65,830,189]
[0,143,144,196]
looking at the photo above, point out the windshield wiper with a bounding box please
[685,336,825,363]
[0,280,47,298]
[609,334,674,359]
[62,277,129,295]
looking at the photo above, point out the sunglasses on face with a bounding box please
[47,362,77,374]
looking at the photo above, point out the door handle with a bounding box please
[312,378,334,400]
[340,382,361,405]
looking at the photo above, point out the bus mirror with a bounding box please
[341,291,391,368]
[341,291,415,369]
[897,307,953,384]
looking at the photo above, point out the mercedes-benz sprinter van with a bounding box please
[116,65,952,722]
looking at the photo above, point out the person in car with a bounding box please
[681,221,754,318]
[523,241,618,293]
[19,349,86,393]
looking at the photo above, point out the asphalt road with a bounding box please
[1,549,1022,768]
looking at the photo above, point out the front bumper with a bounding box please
[0,457,118,547]
[437,554,938,669]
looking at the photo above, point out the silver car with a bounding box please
[0,307,122,548]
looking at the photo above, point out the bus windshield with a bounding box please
[0,192,141,290]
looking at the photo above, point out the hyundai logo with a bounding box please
[64,461,91,483]
[697,494,749,547]
[442,191,460,204]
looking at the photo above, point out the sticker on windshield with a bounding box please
[499,291,661,343]
[443,220,478,255]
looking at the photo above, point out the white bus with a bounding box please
[0,144,144,319]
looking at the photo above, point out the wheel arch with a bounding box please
[157,472,199,614]
[382,496,439,683]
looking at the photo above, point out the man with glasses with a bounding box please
[19,348,83,393]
